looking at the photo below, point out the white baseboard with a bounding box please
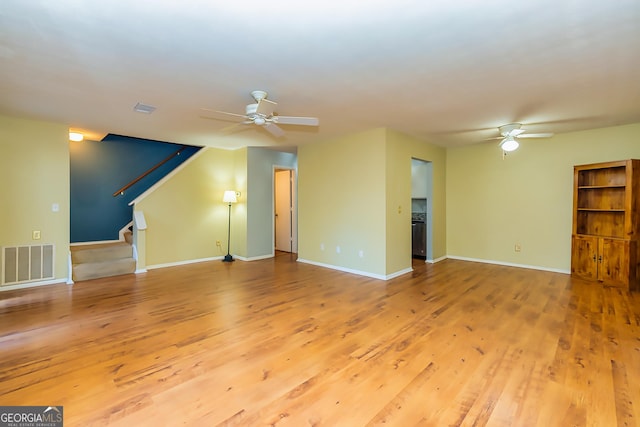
[426,255,447,264]
[296,258,413,281]
[0,278,68,292]
[243,253,275,261]
[446,255,571,274]
[146,256,222,270]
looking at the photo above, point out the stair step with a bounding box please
[71,242,132,264]
[72,258,136,282]
[71,242,136,282]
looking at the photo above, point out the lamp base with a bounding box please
[222,254,234,262]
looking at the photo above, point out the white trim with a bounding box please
[146,256,223,270]
[67,251,74,285]
[0,278,67,292]
[243,253,274,261]
[70,240,121,246]
[131,244,147,273]
[133,211,147,230]
[426,255,447,264]
[128,147,208,206]
[145,253,280,268]
[273,165,298,254]
[446,255,571,274]
[296,258,412,281]
[386,267,414,280]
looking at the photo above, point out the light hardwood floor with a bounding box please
[1,253,640,426]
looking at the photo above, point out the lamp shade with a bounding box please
[223,190,237,203]
[499,136,519,152]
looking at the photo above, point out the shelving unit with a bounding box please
[571,160,640,290]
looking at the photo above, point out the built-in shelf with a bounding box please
[576,208,625,212]
[571,159,640,291]
[578,185,626,189]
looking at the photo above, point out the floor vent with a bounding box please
[2,244,54,285]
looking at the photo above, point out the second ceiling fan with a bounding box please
[490,123,554,151]
[202,90,319,138]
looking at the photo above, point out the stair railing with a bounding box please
[113,146,187,197]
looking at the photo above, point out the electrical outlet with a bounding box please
[515,243,521,252]
[32,230,41,240]
[216,240,221,247]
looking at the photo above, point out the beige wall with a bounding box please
[297,127,447,278]
[0,115,70,283]
[135,147,241,267]
[3,110,636,284]
[385,129,447,268]
[232,148,248,258]
[446,122,640,272]
[298,128,388,276]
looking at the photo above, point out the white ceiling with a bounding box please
[1,0,639,150]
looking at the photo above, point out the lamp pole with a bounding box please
[223,201,234,262]
[222,190,237,262]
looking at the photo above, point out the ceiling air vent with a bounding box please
[133,102,156,114]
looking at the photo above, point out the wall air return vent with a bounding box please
[2,244,54,285]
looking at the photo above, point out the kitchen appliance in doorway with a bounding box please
[411,198,427,258]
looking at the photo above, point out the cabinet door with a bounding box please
[599,238,630,286]
[571,235,598,280]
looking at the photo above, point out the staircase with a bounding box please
[71,241,136,282]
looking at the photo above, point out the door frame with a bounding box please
[411,158,433,262]
[273,166,298,254]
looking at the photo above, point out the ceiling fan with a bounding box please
[201,90,319,138]
[489,123,554,152]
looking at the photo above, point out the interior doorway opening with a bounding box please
[274,168,297,253]
[411,158,433,262]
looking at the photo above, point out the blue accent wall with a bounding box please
[70,134,200,243]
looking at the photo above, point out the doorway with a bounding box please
[274,168,297,253]
[411,158,433,262]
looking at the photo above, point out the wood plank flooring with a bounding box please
[1,254,640,426]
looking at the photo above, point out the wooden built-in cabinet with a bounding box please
[571,159,640,291]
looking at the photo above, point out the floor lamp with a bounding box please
[222,190,237,262]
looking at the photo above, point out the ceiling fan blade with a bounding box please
[221,121,252,133]
[256,98,277,116]
[273,116,320,126]
[518,133,554,138]
[264,123,285,138]
[201,108,248,120]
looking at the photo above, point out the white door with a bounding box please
[275,169,292,252]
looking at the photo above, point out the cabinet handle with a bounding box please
[598,255,602,262]
[593,255,597,262]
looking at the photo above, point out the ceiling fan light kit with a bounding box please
[491,122,554,152]
[499,136,519,152]
[201,90,319,138]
